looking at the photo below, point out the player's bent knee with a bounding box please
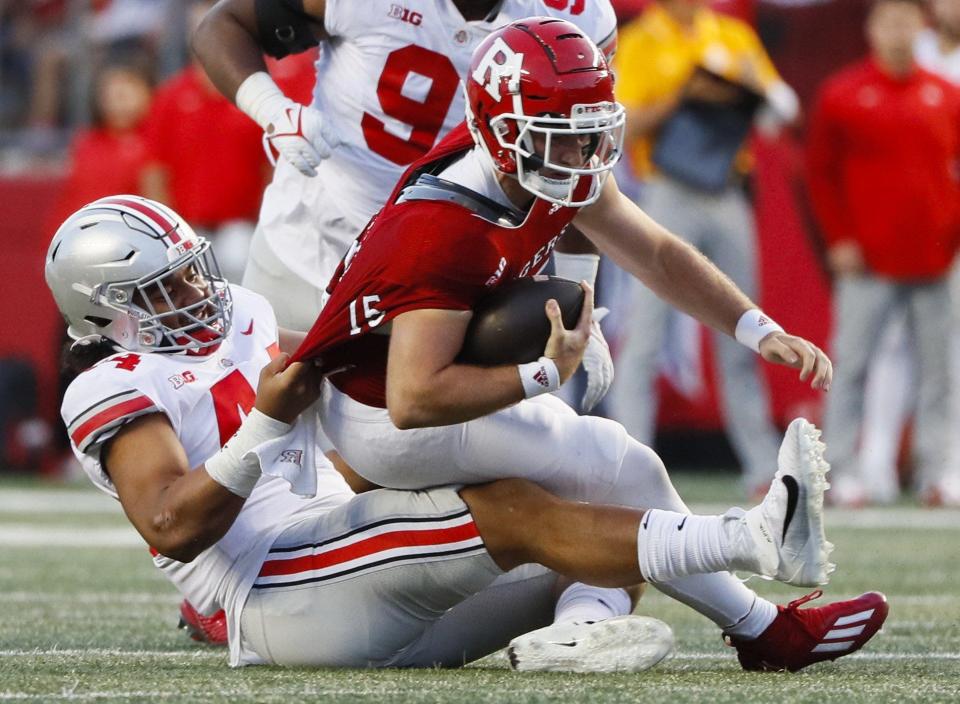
[459,479,557,571]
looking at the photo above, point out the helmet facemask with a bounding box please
[94,239,233,355]
[487,102,625,207]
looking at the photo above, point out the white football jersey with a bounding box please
[61,285,355,665]
[259,0,617,286]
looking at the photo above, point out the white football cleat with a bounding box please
[507,615,674,674]
[735,417,834,587]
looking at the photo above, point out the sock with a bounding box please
[723,594,779,639]
[637,509,739,583]
[554,583,631,624]
[636,509,779,636]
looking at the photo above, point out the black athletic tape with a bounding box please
[254,0,320,59]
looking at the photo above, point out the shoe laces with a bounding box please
[722,589,825,649]
[785,589,823,612]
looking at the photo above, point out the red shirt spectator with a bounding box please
[806,58,960,280]
[142,64,267,227]
[48,64,153,232]
[50,127,150,230]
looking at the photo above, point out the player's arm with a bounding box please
[192,0,328,101]
[574,176,831,389]
[192,0,333,176]
[104,355,321,562]
[386,295,594,429]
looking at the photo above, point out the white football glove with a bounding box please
[262,103,336,177]
[580,307,614,413]
[235,72,336,178]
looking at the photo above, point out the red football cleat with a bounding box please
[178,600,228,646]
[726,590,889,672]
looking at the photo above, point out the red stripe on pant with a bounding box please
[258,522,481,578]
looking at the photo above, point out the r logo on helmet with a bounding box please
[471,37,523,101]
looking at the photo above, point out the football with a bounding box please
[458,275,585,365]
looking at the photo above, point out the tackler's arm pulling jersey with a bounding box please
[61,286,355,664]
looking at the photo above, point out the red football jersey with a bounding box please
[293,124,588,407]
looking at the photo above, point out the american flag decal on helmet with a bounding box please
[252,508,485,590]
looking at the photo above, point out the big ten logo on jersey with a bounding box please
[518,234,562,278]
[472,38,523,102]
[168,370,197,390]
[388,4,422,25]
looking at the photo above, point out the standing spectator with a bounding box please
[608,0,799,496]
[807,0,960,506]
[853,0,960,506]
[48,62,153,230]
[141,0,268,282]
[919,0,960,505]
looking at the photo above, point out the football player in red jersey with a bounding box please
[188,0,621,645]
[48,195,883,671]
[293,18,887,672]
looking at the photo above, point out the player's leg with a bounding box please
[239,485,652,670]
[908,280,952,502]
[321,385,777,640]
[821,276,898,503]
[241,161,354,330]
[320,383,862,656]
[241,220,326,331]
[237,486,503,667]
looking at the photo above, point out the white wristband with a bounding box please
[735,309,784,353]
[235,71,292,131]
[553,252,600,287]
[204,408,292,498]
[518,357,561,398]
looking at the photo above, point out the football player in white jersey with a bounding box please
[45,195,859,671]
[193,0,616,412]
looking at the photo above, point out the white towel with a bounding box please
[247,407,330,498]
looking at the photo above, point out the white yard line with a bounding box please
[691,504,960,529]
[3,489,959,528]
[667,652,960,661]
[0,490,115,514]
[0,526,142,548]
[1,648,957,661]
[1,592,176,604]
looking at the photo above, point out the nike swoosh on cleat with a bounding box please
[550,642,578,648]
[781,475,800,542]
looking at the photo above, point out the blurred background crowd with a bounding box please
[1,0,958,509]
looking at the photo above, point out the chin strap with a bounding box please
[69,334,108,351]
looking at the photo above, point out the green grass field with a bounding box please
[2,473,959,703]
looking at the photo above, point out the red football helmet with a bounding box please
[465,17,625,207]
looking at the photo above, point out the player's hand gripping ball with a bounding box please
[458,276,584,365]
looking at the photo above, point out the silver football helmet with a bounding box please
[45,195,232,354]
